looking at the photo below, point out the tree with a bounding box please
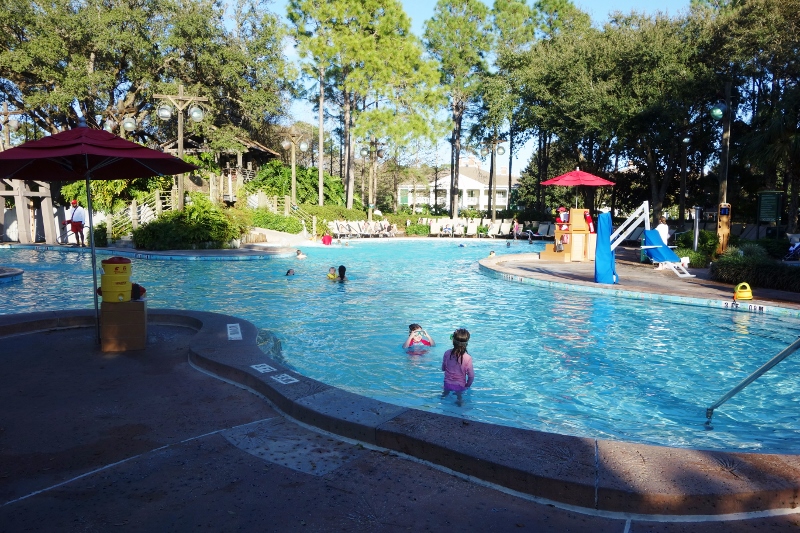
[289,0,442,212]
[424,0,492,218]
[0,0,291,209]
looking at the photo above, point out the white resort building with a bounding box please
[397,155,520,212]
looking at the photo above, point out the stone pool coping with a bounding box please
[1,309,798,516]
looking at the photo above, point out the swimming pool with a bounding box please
[2,240,800,453]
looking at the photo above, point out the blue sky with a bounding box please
[275,0,691,171]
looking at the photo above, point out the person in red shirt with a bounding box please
[321,231,333,245]
[403,323,435,349]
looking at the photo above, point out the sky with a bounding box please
[275,0,691,173]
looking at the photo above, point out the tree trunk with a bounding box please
[451,99,465,218]
[343,90,353,209]
[318,66,325,206]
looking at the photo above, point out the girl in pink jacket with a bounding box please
[442,328,474,405]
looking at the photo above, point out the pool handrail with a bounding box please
[705,335,800,424]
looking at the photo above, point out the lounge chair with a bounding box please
[499,222,512,238]
[429,221,441,237]
[530,222,550,240]
[642,230,695,278]
[465,222,478,237]
[486,222,500,238]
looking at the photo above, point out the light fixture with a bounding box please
[157,105,173,121]
[188,105,204,122]
[281,139,292,151]
[103,121,115,133]
[299,140,309,152]
[497,146,506,156]
[122,117,137,132]
[360,147,369,157]
[480,147,489,157]
[376,148,385,158]
[8,119,19,132]
[710,103,726,121]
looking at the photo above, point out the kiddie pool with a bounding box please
[2,239,799,454]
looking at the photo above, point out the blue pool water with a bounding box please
[2,240,800,454]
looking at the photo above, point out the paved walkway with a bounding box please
[2,244,800,531]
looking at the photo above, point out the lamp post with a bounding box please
[360,138,385,222]
[680,136,690,227]
[0,102,23,151]
[154,85,209,210]
[480,138,507,223]
[281,128,309,206]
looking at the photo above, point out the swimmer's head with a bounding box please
[408,323,422,334]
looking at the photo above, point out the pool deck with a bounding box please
[2,243,800,530]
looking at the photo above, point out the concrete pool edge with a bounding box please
[478,254,800,318]
[3,310,798,516]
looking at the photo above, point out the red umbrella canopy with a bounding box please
[0,124,196,181]
[541,169,615,187]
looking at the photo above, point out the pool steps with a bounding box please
[2,309,798,516]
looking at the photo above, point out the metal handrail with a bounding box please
[610,201,650,251]
[705,336,800,425]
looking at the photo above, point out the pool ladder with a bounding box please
[705,336,800,425]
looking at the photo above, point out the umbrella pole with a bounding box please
[86,175,100,344]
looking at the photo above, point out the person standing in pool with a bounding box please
[403,323,435,349]
[442,328,474,405]
[336,265,347,281]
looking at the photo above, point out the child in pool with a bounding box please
[442,328,474,405]
[327,266,337,280]
[403,323,435,349]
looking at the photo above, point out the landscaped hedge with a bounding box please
[710,252,800,292]
[251,209,303,234]
[405,223,430,236]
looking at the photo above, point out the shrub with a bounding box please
[676,229,719,257]
[132,193,244,250]
[250,209,303,234]
[710,253,800,292]
[92,222,108,247]
[405,223,430,236]
[674,248,708,268]
[739,237,789,259]
[738,242,768,258]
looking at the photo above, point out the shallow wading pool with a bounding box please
[2,240,800,453]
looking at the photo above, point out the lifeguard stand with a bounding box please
[540,209,597,262]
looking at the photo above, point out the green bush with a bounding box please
[738,242,768,258]
[477,224,488,236]
[674,248,708,268]
[132,194,244,250]
[406,223,430,236]
[92,222,108,247]
[710,253,800,292]
[736,237,789,259]
[676,229,719,257]
[250,209,303,234]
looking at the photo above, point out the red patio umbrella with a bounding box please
[0,119,197,341]
[541,169,615,208]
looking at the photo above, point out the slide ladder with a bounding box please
[705,336,800,425]
[609,201,650,251]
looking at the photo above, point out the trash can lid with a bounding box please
[102,256,132,264]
